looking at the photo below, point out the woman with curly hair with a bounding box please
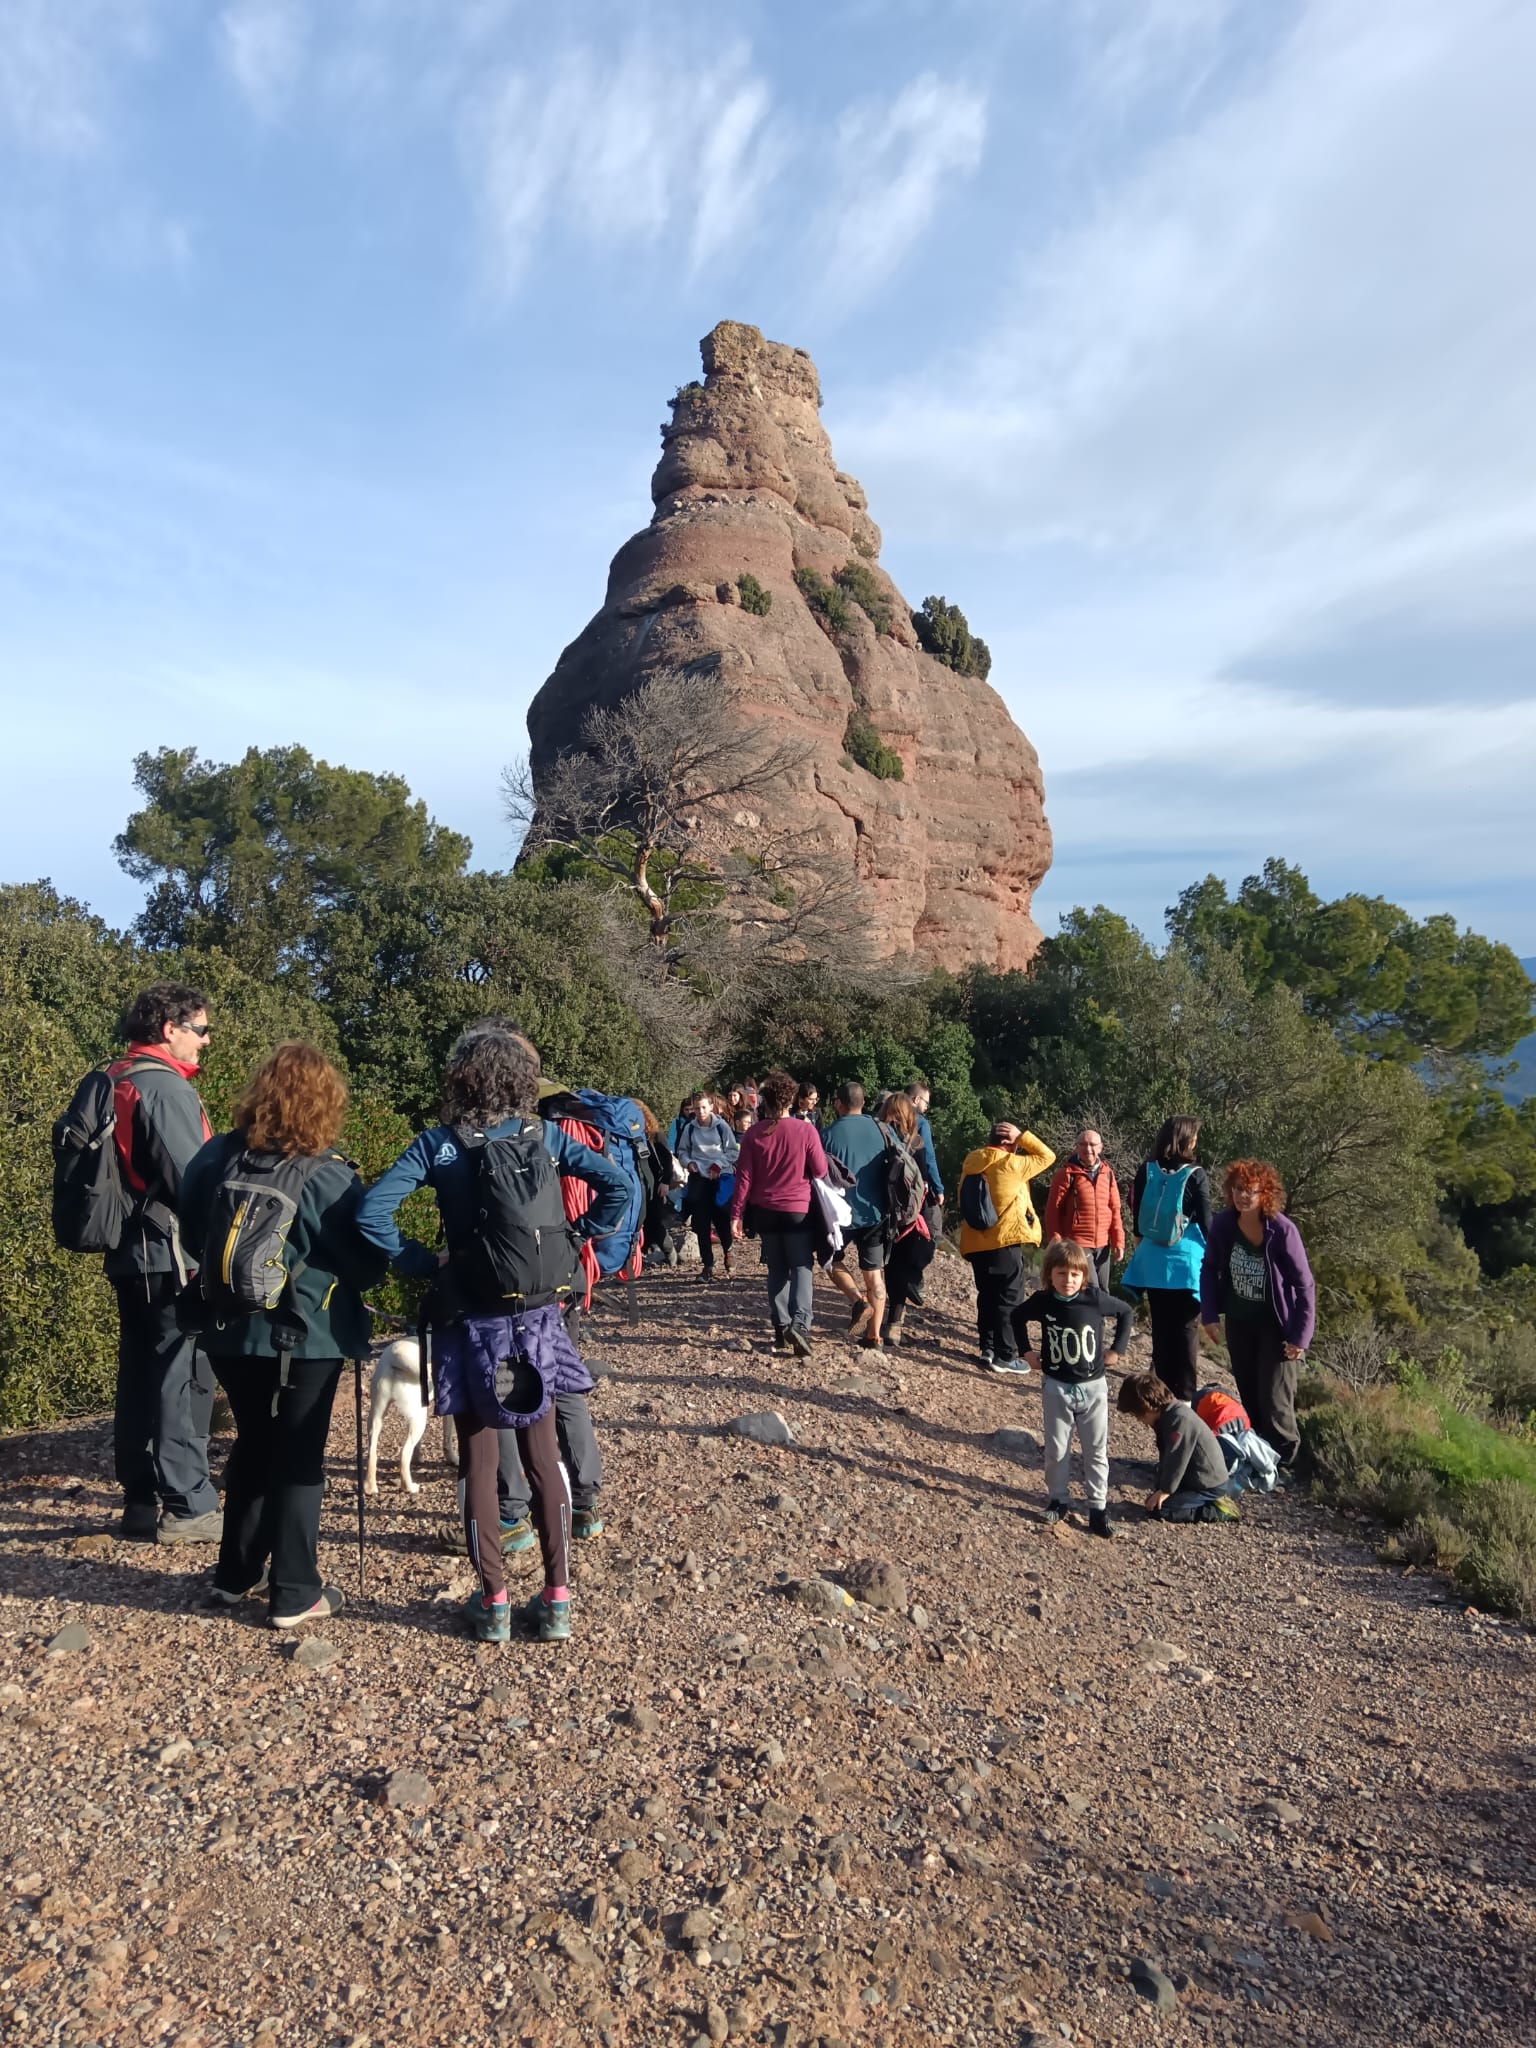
[1199,1159,1316,1469]
[356,1024,631,1645]
[178,1043,387,1629]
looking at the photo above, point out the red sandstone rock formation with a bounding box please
[526,321,1051,971]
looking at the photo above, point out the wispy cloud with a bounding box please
[218,0,310,121]
[461,41,788,292]
[0,0,164,155]
[818,74,986,307]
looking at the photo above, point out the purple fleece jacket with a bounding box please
[1200,1209,1317,1350]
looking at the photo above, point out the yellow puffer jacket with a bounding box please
[958,1133,1057,1253]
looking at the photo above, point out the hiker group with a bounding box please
[52,983,1316,1648]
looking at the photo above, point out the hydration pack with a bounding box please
[959,1170,999,1233]
[880,1127,928,1238]
[1138,1163,1195,1246]
[196,1147,336,1347]
[454,1121,579,1313]
[51,1057,163,1254]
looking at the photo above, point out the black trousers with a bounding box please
[213,1354,344,1616]
[967,1246,1026,1358]
[687,1177,732,1270]
[1088,1245,1115,1293]
[1145,1287,1201,1402]
[112,1271,218,1519]
[886,1229,935,1322]
[1227,1319,1300,1466]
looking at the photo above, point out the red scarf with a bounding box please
[124,1040,202,1082]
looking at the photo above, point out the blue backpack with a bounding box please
[567,1089,650,1277]
[1138,1163,1195,1246]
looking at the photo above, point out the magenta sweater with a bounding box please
[729,1116,828,1222]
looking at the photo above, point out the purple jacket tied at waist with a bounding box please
[431,1303,594,1431]
[1200,1209,1316,1351]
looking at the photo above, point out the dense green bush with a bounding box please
[844,712,904,782]
[834,561,893,635]
[737,574,772,616]
[794,567,855,637]
[913,594,992,680]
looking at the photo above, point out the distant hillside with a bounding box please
[1502,956,1536,1101]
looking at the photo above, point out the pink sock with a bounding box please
[545,1585,569,1603]
[486,1589,508,1606]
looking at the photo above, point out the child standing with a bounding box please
[1015,1240,1133,1538]
[1116,1372,1239,1524]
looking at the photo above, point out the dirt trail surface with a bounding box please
[2,1251,1533,2048]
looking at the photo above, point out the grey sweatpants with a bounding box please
[1040,1374,1110,1511]
[497,1389,601,1515]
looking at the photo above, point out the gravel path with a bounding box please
[3,1250,1533,2047]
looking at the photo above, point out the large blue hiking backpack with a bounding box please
[545,1089,651,1278]
[1138,1163,1195,1246]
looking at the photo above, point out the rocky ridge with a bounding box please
[526,322,1052,972]
[1,1247,1532,2047]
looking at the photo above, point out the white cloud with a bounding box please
[1071,0,1237,109]
[461,41,787,292]
[0,0,163,155]
[219,0,310,120]
[818,74,986,306]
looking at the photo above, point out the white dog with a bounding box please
[364,1337,456,1495]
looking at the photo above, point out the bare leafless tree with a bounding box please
[504,665,866,971]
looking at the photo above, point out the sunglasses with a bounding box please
[182,1023,212,1039]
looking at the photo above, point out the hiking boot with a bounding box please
[1088,1508,1116,1540]
[847,1302,874,1342]
[157,1509,224,1546]
[788,1326,813,1359]
[773,1333,788,1355]
[697,1266,714,1284]
[1207,1495,1241,1524]
[436,1517,467,1555]
[462,1590,512,1643]
[516,1592,572,1643]
[271,1584,345,1630]
[208,1568,269,1607]
[884,1316,904,1348]
[906,1282,926,1308]
[572,1506,604,1541]
[499,1517,536,1555]
[978,1346,995,1373]
[1042,1502,1068,1526]
[120,1499,159,1543]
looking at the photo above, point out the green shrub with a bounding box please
[913,594,992,679]
[834,560,893,634]
[844,712,904,782]
[737,574,772,617]
[1457,1480,1536,1619]
[795,567,855,636]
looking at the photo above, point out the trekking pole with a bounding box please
[353,1357,367,1596]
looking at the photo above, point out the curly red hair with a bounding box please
[233,1043,348,1157]
[1222,1157,1286,1216]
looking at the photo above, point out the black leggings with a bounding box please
[1227,1319,1300,1466]
[459,1407,570,1599]
[1145,1288,1201,1402]
[214,1354,344,1617]
[687,1178,732,1269]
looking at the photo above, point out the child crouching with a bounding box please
[1016,1240,1133,1538]
[1116,1372,1239,1524]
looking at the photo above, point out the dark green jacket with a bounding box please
[178,1134,387,1360]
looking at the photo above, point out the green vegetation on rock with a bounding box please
[737,573,772,616]
[844,712,904,782]
[913,594,992,680]
[794,567,855,636]
[834,560,893,634]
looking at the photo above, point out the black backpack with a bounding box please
[195,1147,337,1348]
[453,1121,579,1313]
[51,1058,162,1254]
[960,1169,999,1232]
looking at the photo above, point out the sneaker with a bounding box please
[208,1568,269,1607]
[1088,1508,1116,1540]
[788,1326,813,1359]
[462,1590,512,1642]
[157,1510,224,1546]
[119,1500,159,1543]
[773,1333,788,1355]
[271,1584,345,1630]
[697,1267,715,1284]
[571,1506,604,1541]
[516,1592,572,1643]
[990,1355,1031,1377]
[978,1347,995,1373]
[847,1303,874,1342]
[499,1517,536,1555]
[1209,1495,1241,1524]
[1042,1502,1068,1526]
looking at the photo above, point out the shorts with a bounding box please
[846,1224,888,1272]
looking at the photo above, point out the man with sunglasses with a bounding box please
[106,983,220,1543]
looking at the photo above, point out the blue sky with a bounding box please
[3,0,1534,951]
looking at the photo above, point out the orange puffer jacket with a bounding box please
[1042,1159,1125,1255]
